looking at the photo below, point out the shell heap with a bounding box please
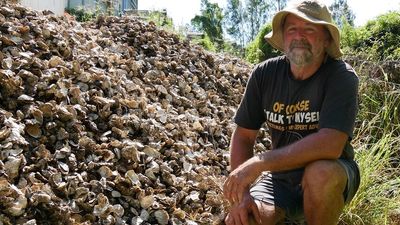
[0,2,259,225]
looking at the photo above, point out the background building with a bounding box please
[19,0,138,16]
[20,0,67,15]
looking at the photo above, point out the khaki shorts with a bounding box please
[249,158,360,220]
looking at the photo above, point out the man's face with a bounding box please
[283,14,330,66]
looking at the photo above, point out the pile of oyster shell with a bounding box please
[0,2,264,225]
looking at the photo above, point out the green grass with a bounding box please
[339,72,400,225]
[341,134,400,225]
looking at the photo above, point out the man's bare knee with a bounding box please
[302,161,348,225]
[302,160,347,192]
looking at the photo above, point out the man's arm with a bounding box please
[229,125,259,170]
[224,127,348,203]
[257,127,348,172]
[224,125,262,225]
[224,125,259,204]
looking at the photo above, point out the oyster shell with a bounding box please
[0,1,252,223]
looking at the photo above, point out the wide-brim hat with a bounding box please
[265,0,342,59]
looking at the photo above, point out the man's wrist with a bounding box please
[248,155,266,177]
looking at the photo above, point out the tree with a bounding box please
[224,0,246,49]
[244,0,270,42]
[329,0,355,28]
[191,0,224,47]
[224,0,287,46]
[246,23,280,63]
[275,0,287,11]
[271,0,287,11]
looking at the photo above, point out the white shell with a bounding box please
[0,3,254,223]
[139,195,154,209]
[154,209,169,225]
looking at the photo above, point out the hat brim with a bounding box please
[265,10,342,59]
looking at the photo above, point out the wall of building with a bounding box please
[20,0,67,15]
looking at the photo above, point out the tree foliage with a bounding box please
[329,0,355,28]
[147,10,174,30]
[223,0,287,56]
[362,11,400,60]
[245,23,280,63]
[225,0,246,48]
[268,0,287,12]
[191,33,217,52]
[191,0,224,46]
[244,0,270,42]
[341,11,400,60]
[66,8,96,22]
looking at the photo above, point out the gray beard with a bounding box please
[287,49,313,66]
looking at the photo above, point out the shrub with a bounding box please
[66,8,96,22]
[147,10,174,30]
[341,11,400,60]
[192,34,217,52]
[245,23,280,64]
[222,41,245,58]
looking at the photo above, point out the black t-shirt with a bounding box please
[234,56,359,159]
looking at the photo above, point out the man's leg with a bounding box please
[249,171,304,225]
[302,160,348,225]
[248,201,286,225]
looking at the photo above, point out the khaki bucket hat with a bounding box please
[265,0,343,59]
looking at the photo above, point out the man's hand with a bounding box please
[223,156,263,204]
[225,191,262,225]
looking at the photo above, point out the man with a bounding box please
[223,1,360,225]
